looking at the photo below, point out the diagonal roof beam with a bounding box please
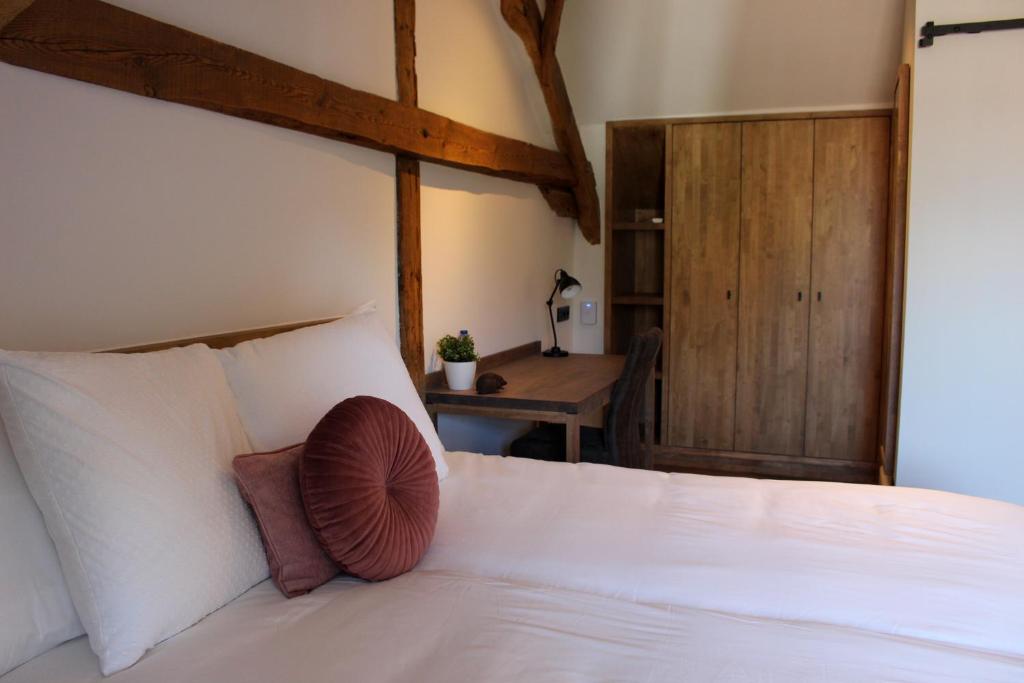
[502,0,601,244]
[541,0,564,69]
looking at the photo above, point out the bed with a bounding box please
[1,312,1022,682]
[4,451,1023,682]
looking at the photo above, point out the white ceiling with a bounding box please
[558,0,905,124]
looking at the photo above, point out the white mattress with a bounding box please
[5,452,1023,682]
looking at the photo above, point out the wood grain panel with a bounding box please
[666,123,741,449]
[735,120,814,456]
[879,65,910,478]
[426,353,624,415]
[805,117,890,462]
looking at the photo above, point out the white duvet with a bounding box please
[429,453,1024,660]
[5,452,1023,682]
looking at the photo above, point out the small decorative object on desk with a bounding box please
[437,330,479,390]
[475,372,507,395]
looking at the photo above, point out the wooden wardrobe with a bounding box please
[605,109,900,484]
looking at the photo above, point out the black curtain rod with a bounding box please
[920,18,1024,47]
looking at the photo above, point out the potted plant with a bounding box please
[437,332,479,390]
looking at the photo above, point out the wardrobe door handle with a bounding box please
[817,291,822,302]
[797,291,803,302]
[726,290,732,300]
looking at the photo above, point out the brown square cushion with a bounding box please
[233,444,339,597]
[301,396,439,581]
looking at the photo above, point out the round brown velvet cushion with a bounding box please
[300,396,439,581]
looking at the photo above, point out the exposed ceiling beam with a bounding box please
[502,0,601,245]
[0,0,576,189]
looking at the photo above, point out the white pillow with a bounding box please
[216,310,448,480]
[0,425,83,675]
[0,346,268,675]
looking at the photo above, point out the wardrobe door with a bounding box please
[735,120,814,456]
[666,123,741,449]
[805,117,890,462]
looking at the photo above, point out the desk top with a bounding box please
[425,353,625,415]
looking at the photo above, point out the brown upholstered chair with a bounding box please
[509,327,663,469]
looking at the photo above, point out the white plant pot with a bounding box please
[443,360,477,391]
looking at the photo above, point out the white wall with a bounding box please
[0,0,398,351]
[0,0,573,454]
[559,0,905,126]
[560,0,905,352]
[896,0,1024,505]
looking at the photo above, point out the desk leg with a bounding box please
[565,415,581,464]
[427,405,439,430]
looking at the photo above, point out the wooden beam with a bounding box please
[0,0,31,30]
[394,0,425,397]
[0,0,575,188]
[502,0,601,244]
[539,186,578,218]
[540,0,564,68]
[394,0,418,107]
[396,157,424,396]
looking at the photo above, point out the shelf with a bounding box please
[612,294,664,306]
[612,221,665,232]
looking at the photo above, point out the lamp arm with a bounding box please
[547,299,559,350]
[546,269,566,350]
[546,268,564,307]
[546,281,560,307]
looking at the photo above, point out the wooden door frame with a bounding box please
[878,64,912,484]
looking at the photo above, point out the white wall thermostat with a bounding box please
[580,300,597,326]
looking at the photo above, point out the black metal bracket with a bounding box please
[919,18,1024,47]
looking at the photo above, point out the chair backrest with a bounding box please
[604,327,663,469]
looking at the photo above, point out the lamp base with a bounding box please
[543,346,570,357]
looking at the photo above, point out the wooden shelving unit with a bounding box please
[611,295,664,306]
[611,221,665,232]
[605,122,669,440]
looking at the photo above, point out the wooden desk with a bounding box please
[425,350,626,464]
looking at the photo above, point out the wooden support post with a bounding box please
[0,0,576,189]
[502,0,601,245]
[395,0,425,397]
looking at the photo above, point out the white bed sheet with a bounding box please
[5,452,1023,682]
[6,573,1022,683]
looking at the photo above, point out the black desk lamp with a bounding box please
[543,268,582,357]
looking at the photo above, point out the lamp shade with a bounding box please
[556,270,582,299]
